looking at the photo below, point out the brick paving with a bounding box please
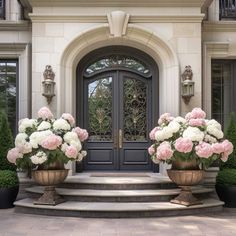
[0,208,236,236]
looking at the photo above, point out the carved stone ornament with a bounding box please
[182,65,193,81]
[107,11,130,37]
[43,65,55,81]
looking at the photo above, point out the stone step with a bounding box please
[59,176,177,190]
[26,186,213,202]
[14,198,224,218]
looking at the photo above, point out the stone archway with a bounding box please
[58,24,180,174]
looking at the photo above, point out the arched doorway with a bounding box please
[76,46,159,171]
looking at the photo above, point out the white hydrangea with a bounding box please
[22,142,33,154]
[15,133,28,147]
[77,153,83,162]
[168,121,181,133]
[53,118,71,131]
[207,125,224,139]
[29,130,53,148]
[30,151,47,165]
[64,132,79,143]
[174,116,187,124]
[183,127,204,142]
[206,119,222,130]
[70,140,82,152]
[19,118,37,133]
[204,134,217,144]
[81,150,87,157]
[155,126,173,141]
[37,121,51,131]
[61,143,69,152]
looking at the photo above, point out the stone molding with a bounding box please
[28,14,205,23]
[0,42,28,51]
[0,21,31,31]
[203,21,236,32]
[26,0,206,7]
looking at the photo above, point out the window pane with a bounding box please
[211,60,233,128]
[0,61,17,135]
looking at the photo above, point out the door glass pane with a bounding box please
[123,78,147,141]
[211,61,232,127]
[87,76,112,141]
[0,61,17,135]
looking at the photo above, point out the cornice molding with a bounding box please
[27,0,206,7]
[203,21,236,32]
[0,43,28,51]
[29,14,205,23]
[0,21,31,31]
[203,42,229,55]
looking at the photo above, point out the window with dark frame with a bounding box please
[0,0,5,19]
[220,0,236,20]
[0,60,18,135]
[211,60,236,128]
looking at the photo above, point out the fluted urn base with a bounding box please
[32,169,69,206]
[167,169,204,207]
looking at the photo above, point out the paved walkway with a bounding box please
[0,208,236,236]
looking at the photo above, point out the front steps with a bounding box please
[14,175,224,218]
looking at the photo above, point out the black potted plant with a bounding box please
[215,113,236,207]
[0,170,19,208]
[0,111,19,208]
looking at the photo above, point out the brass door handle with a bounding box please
[114,130,118,149]
[119,129,123,149]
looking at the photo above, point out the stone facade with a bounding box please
[1,0,235,174]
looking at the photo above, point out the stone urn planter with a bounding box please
[167,159,204,206]
[32,161,69,206]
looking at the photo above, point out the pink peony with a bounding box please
[221,152,229,162]
[38,107,53,120]
[41,134,62,150]
[65,145,78,159]
[148,145,155,155]
[195,142,213,158]
[156,142,173,161]
[7,147,22,164]
[174,137,193,153]
[73,127,88,142]
[62,113,75,126]
[212,143,225,154]
[149,127,160,140]
[189,118,206,127]
[158,113,173,125]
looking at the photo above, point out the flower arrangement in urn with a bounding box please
[148,108,233,169]
[7,107,88,170]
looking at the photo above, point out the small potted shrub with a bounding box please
[0,170,19,209]
[215,113,236,207]
[216,169,236,207]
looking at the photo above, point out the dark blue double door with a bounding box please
[83,70,153,171]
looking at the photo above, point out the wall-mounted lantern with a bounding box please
[181,65,194,104]
[42,65,55,104]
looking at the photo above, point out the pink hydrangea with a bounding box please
[148,145,155,155]
[158,113,173,125]
[149,127,160,140]
[65,145,78,159]
[61,113,75,126]
[37,107,53,120]
[7,147,22,164]
[73,127,88,142]
[156,142,173,161]
[41,134,62,150]
[212,143,225,154]
[195,142,213,158]
[185,108,206,120]
[174,137,193,153]
[189,118,206,127]
[222,139,233,155]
